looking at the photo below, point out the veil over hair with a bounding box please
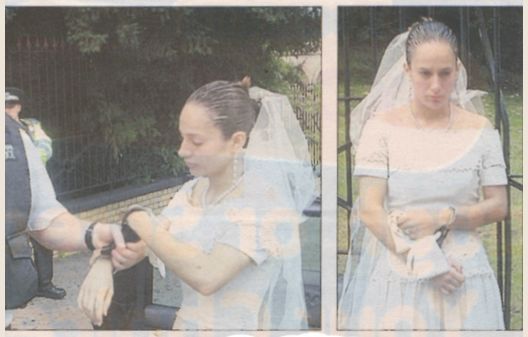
[247,86,315,215]
[348,31,487,151]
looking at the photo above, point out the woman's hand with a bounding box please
[397,208,448,240]
[77,255,114,326]
[431,258,464,295]
[111,240,147,271]
[126,211,151,235]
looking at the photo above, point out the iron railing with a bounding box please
[6,37,321,199]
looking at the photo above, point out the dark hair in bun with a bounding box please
[185,77,259,140]
[406,18,458,65]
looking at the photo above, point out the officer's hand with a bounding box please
[92,223,126,250]
[111,240,147,271]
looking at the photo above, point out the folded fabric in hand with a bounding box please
[388,211,450,279]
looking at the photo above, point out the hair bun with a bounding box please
[240,76,252,89]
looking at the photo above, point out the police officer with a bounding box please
[5,87,66,300]
[5,87,145,328]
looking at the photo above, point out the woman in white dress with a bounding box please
[78,78,315,330]
[338,19,507,330]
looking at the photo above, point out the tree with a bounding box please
[6,7,321,189]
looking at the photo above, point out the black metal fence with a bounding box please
[289,83,321,170]
[6,37,321,199]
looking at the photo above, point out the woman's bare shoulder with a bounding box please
[453,107,492,129]
[371,105,410,126]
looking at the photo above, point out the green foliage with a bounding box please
[157,146,187,177]
[94,100,160,159]
[339,7,522,91]
[65,9,109,53]
[6,7,320,183]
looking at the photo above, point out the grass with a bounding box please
[337,69,523,329]
[479,92,523,329]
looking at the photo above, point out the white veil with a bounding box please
[244,86,315,329]
[348,31,487,151]
[247,86,315,215]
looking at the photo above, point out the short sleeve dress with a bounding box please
[158,178,308,330]
[338,116,507,330]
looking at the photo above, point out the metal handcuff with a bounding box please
[84,206,145,255]
[435,206,456,247]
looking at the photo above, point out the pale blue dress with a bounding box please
[338,117,506,330]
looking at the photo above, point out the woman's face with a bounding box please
[178,102,242,180]
[405,41,458,111]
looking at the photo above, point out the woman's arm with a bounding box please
[127,212,252,296]
[399,185,508,240]
[77,255,114,326]
[360,176,463,293]
[358,176,398,253]
[449,185,508,230]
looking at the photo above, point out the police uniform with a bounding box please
[21,118,66,299]
[5,90,67,326]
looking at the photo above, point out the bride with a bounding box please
[78,78,315,330]
[338,18,507,330]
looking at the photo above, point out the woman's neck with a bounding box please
[411,100,451,127]
[206,161,238,195]
[208,174,233,195]
[202,166,243,207]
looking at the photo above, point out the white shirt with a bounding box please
[20,130,66,231]
[5,130,67,326]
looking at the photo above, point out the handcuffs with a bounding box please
[435,206,456,247]
[84,206,146,256]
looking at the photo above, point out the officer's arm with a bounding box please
[30,213,123,252]
[22,131,125,253]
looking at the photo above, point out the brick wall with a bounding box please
[74,185,181,223]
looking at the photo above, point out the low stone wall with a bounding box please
[60,176,188,223]
[74,185,180,223]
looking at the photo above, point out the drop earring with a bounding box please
[452,86,460,106]
[232,154,240,183]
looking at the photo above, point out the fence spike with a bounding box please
[26,36,31,50]
[44,37,49,49]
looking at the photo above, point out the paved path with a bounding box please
[11,251,93,330]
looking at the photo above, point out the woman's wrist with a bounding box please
[89,222,113,249]
[438,207,455,230]
[127,211,150,235]
[445,206,456,229]
[89,250,112,267]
